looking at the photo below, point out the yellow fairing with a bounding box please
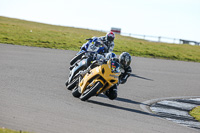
[79,60,121,94]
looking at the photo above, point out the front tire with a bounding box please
[66,77,79,90]
[80,82,103,101]
[72,86,81,98]
[65,80,69,87]
[70,52,85,66]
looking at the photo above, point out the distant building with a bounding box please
[179,39,200,46]
[111,27,121,34]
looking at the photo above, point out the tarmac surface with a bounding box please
[0,44,200,133]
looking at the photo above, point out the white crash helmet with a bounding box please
[105,52,117,60]
[106,32,115,42]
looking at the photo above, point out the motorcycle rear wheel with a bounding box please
[80,81,103,101]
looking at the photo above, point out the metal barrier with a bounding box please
[121,33,180,44]
[97,29,200,45]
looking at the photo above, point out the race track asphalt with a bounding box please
[0,44,200,133]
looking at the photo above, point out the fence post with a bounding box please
[158,36,161,42]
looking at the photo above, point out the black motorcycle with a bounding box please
[66,56,94,90]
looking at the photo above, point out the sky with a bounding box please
[0,0,200,43]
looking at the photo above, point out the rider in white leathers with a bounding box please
[98,31,115,53]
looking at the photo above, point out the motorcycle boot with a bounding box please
[104,84,118,100]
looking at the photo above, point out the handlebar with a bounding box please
[85,38,93,41]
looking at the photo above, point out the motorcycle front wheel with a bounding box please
[72,86,81,98]
[80,81,103,101]
[70,52,85,66]
[66,77,79,90]
[65,80,69,87]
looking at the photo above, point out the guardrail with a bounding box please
[121,33,181,44]
[122,33,200,46]
[97,29,199,46]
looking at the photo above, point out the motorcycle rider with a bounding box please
[81,31,115,55]
[104,52,132,100]
[118,52,132,84]
[69,32,115,70]
[79,52,132,100]
[98,31,115,53]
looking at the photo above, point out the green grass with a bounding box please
[0,127,29,133]
[1,16,200,62]
[190,106,200,122]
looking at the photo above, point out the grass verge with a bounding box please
[0,127,29,133]
[189,106,200,122]
[0,16,200,62]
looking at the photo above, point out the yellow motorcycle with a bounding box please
[72,59,121,101]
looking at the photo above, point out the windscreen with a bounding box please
[111,61,120,73]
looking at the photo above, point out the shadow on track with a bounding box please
[130,73,153,81]
[88,95,157,117]
[116,97,149,106]
[97,94,148,106]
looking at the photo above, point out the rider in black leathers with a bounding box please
[104,52,132,100]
